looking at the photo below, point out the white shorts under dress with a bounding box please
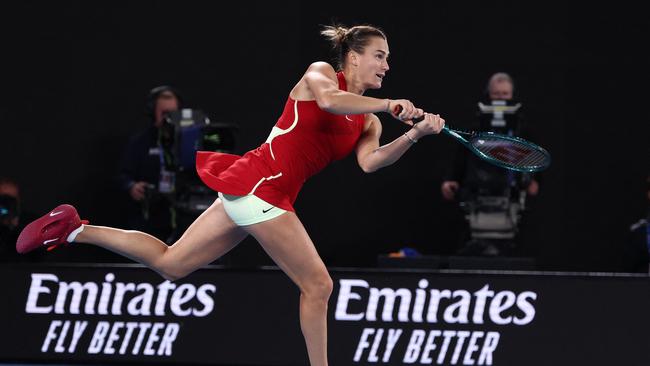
[218,192,287,226]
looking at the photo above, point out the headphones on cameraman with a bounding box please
[145,85,184,118]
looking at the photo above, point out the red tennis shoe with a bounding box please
[16,204,88,254]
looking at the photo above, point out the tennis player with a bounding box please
[17,24,445,366]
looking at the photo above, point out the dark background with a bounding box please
[1,2,647,271]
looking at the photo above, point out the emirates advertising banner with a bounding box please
[0,264,648,365]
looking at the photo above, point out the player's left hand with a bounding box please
[412,113,445,137]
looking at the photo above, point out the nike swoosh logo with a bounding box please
[49,211,64,217]
[345,115,353,122]
[262,207,274,213]
[43,238,59,245]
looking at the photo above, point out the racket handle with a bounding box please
[393,105,425,122]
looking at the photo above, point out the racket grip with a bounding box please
[393,105,425,122]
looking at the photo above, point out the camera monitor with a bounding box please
[161,109,238,171]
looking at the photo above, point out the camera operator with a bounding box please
[440,72,540,256]
[117,86,183,243]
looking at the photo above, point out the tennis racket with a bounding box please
[395,107,551,172]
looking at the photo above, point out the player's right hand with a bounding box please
[387,99,423,125]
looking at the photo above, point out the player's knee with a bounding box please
[157,266,181,281]
[156,256,191,282]
[304,273,333,302]
[160,269,185,282]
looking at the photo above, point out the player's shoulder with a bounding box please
[306,61,337,76]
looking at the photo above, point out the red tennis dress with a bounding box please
[196,72,366,212]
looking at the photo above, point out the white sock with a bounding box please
[66,225,85,243]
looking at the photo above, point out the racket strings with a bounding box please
[471,137,548,169]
